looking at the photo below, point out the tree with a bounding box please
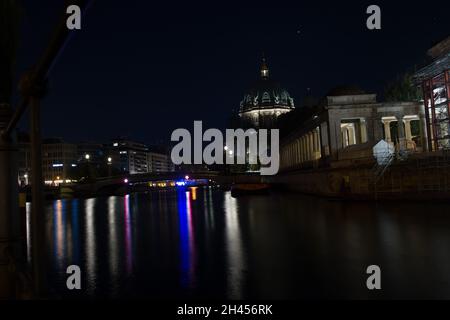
[384,73,422,102]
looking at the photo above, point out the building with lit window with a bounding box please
[111,139,149,174]
[147,151,173,172]
[413,37,450,151]
[18,136,78,186]
[42,138,78,185]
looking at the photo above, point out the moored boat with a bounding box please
[231,183,270,197]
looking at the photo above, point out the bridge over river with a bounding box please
[62,171,269,197]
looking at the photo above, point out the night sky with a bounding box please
[14,0,449,145]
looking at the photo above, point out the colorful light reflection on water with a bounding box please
[27,189,450,299]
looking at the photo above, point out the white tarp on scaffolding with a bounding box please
[373,140,395,165]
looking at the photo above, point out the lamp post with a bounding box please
[223,146,233,174]
[0,0,94,298]
[0,103,19,299]
[29,94,47,295]
[0,0,21,299]
[107,156,112,177]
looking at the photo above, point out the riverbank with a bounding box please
[276,152,450,201]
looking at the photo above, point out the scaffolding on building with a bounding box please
[371,150,450,198]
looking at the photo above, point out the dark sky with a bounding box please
[14,0,449,145]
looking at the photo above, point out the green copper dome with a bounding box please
[239,58,295,113]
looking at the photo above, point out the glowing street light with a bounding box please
[185,175,189,180]
[85,154,90,160]
[107,157,112,164]
[224,146,229,151]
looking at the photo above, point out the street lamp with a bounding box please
[85,154,90,160]
[107,157,113,177]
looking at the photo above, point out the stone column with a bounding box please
[0,104,19,299]
[405,119,413,150]
[291,143,296,166]
[354,122,362,144]
[312,132,316,158]
[328,117,341,160]
[405,120,412,141]
[292,143,296,165]
[301,136,305,163]
[304,134,309,161]
[419,114,428,152]
[348,126,356,145]
[288,145,291,167]
[397,115,406,150]
[312,131,317,159]
[342,127,348,147]
[284,149,288,168]
[284,149,288,167]
[383,120,392,142]
[298,138,302,164]
[294,143,297,164]
[314,130,320,159]
[373,118,384,142]
[287,144,292,167]
[360,119,368,143]
[303,135,307,162]
[287,144,291,167]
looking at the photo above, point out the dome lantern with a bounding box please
[236,56,295,129]
[260,56,270,79]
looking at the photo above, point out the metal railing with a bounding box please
[0,0,93,298]
[372,152,395,183]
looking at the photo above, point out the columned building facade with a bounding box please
[280,91,425,171]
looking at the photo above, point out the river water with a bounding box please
[32,187,450,299]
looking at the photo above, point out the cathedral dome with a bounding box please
[239,58,295,113]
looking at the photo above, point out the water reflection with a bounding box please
[224,191,245,299]
[191,187,197,201]
[177,190,196,289]
[108,196,119,295]
[26,202,31,264]
[85,198,96,294]
[71,199,80,266]
[37,189,450,299]
[124,195,133,275]
[53,200,65,271]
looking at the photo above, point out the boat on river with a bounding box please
[231,183,271,197]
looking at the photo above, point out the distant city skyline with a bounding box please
[13,1,449,143]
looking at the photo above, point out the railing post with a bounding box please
[29,95,47,297]
[0,103,19,299]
